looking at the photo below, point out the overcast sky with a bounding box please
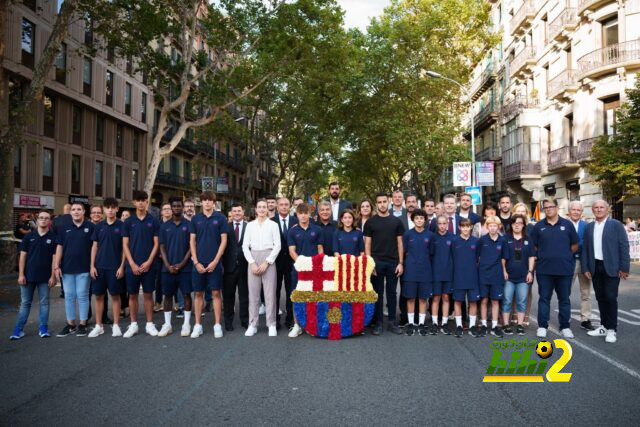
[337,0,390,30]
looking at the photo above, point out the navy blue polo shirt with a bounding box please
[57,219,94,274]
[19,230,56,283]
[452,235,480,290]
[531,217,579,276]
[504,234,536,283]
[91,219,123,270]
[159,218,192,273]
[287,223,323,257]
[332,229,364,256]
[188,211,228,265]
[478,234,508,285]
[123,213,160,271]
[402,228,434,282]
[315,220,337,254]
[432,232,454,281]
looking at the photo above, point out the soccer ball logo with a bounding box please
[536,341,554,359]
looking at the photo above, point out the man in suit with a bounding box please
[272,197,298,329]
[314,201,337,254]
[390,190,408,230]
[328,182,353,222]
[567,201,594,331]
[429,194,462,235]
[222,203,249,330]
[457,192,481,225]
[582,200,630,343]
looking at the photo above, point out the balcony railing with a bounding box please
[549,8,578,41]
[548,146,578,171]
[578,0,615,15]
[501,95,539,122]
[503,161,541,181]
[476,146,502,161]
[547,69,578,99]
[511,1,537,35]
[470,64,497,100]
[578,40,640,78]
[577,135,610,162]
[156,172,191,188]
[510,47,537,77]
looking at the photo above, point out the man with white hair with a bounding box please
[567,200,594,331]
[582,200,630,343]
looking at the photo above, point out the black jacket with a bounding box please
[223,220,248,273]
[272,214,298,269]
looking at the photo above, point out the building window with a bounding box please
[124,83,132,116]
[184,160,191,183]
[133,132,139,162]
[107,44,115,63]
[115,165,122,199]
[57,0,64,13]
[21,18,35,68]
[602,17,618,48]
[72,105,82,145]
[96,116,104,152]
[14,148,21,188]
[71,155,81,194]
[567,180,580,202]
[170,156,179,176]
[132,169,138,191]
[83,58,92,96]
[116,124,123,157]
[55,43,67,84]
[603,96,620,136]
[43,95,55,138]
[226,143,230,155]
[42,148,54,191]
[84,14,93,45]
[105,70,113,107]
[141,92,147,123]
[95,160,103,197]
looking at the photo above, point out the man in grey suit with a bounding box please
[328,182,353,222]
[582,200,630,343]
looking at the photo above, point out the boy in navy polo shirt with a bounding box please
[88,198,125,338]
[478,216,508,338]
[287,203,324,338]
[452,218,480,338]
[189,191,228,338]
[158,197,192,337]
[122,191,160,338]
[430,215,454,335]
[10,210,57,340]
[54,202,95,337]
[401,209,434,336]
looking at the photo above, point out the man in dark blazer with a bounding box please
[327,182,352,222]
[272,197,298,329]
[582,200,630,343]
[457,192,481,225]
[222,203,249,330]
[429,194,462,235]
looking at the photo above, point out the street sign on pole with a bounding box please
[476,161,495,186]
[465,186,482,205]
[453,162,472,187]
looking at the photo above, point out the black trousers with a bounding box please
[592,260,621,331]
[276,264,293,327]
[223,266,248,326]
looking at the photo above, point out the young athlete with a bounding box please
[451,218,481,338]
[478,216,509,338]
[158,197,192,337]
[88,198,125,337]
[401,209,434,336]
[189,192,228,338]
[122,191,160,338]
[287,203,324,338]
[430,215,454,335]
[332,209,364,256]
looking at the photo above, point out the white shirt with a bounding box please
[392,207,403,217]
[571,219,580,233]
[407,213,414,230]
[231,221,244,243]
[594,218,607,261]
[331,199,340,222]
[242,219,281,265]
[278,215,290,233]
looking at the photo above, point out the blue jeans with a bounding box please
[14,282,50,330]
[372,259,399,323]
[502,281,529,313]
[62,273,90,322]
[537,274,572,329]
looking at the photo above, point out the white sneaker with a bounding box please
[145,323,159,337]
[181,324,191,337]
[112,324,122,337]
[214,323,223,338]
[278,309,283,315]
[536,327,547,338]
[245,325,257,337]
[190,324,203,338]
[123,323,138,338]
[605,329,617,343]
[88,324,104,338]
[288,324,303,338]
[158,324,172,337]
[588,326,607,337]
[259,304,266,315]
[561,328,574,339]
[268,326,277,337]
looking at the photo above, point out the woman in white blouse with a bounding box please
[242,199,281,336]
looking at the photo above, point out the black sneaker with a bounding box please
[469,326,479,337]
[516,324,525,335]
[76,325,88,336]
[480,325,488,337]
[503,325,514,335]
[418,324,428,336]
[176,309,184,319]
[405,324,416,336]
[372,324,383,336]
[455,326,463,338]
[430,324,438,335]
[388,324,403,335]
[491,326,504,338]
[57,324,77,337]
[441,324,452,335]
[581,320,595,331]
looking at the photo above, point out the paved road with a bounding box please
[1,267,640,426]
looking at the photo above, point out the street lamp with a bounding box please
[425,70,476,212]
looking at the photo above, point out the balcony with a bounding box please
[501,95,539,123]
[577,135,610,162]
[510,0,537,36]
[578,0,617,16]
[503,161,541,181]
[549,8,578,41]
[548,146,578,171]
[470,64,497,101]
[578,40,640,79]
[548,69,579,100]
[156,172,192,188]
[476,146,502,161]
[510,47,537,77]
[197,142,217,158]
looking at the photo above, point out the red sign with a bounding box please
[19,195,41,207]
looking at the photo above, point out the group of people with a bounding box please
[9,182,632,345]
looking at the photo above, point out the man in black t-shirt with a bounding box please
[364,193,405,335]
